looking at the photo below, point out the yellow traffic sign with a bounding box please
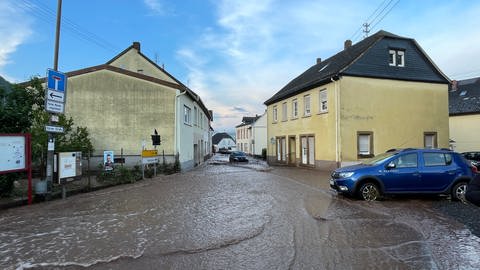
[142,149,158,157]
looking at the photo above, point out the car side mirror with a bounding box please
[386,162,396,169]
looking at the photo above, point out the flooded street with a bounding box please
[1,155,480,269]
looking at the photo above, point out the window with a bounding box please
[319,89,328,113]
[389,49,405,67]
[273,106,278,122]
[282,102,288,121]
[423,153,452,167]
[292,99,298,118]
[304,95,311,116]
[392,153,418,168]
[357,132,373,157]
[424,132,437,148]
[184,105,191,124]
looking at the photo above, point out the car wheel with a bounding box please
[451,182,467,201]
[358,182,380,201]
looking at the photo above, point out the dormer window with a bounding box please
[389,49,405,67]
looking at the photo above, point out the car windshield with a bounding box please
[233,152,245,156]
[361,151,397,165]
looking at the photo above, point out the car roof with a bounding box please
[386,148,454,154]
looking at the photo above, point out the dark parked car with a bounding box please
[466,173,480,206]
[229,151,248,162]
[461,151,480,169]
[330,148,477,201]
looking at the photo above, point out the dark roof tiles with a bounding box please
[449,77,480,115]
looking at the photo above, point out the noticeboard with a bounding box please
[0,136,26,172]
[58,152,82,182]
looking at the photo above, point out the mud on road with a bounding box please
[1,159,479,269]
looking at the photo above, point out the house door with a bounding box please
[300,135,315,166]
[276,137,286,162]
[194,144,198,166]
[288,136,296,165]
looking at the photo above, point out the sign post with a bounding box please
[45,68,67,197]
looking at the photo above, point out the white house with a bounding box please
[212,132,236,152]
[251,112,267,157]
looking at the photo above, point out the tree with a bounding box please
[0,77,94,196]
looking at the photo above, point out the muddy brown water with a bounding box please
[1,161,479,269]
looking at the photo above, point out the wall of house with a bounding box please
[266,82,337,169]
[109,49,178,84]
[176,93,210,170]
[339,76,449,163]
[449,114,480,152]
[236,125,253,154]
[66,70,176,160]
[252,113,267,156]
[215,138,236,152]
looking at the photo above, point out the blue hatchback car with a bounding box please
[330,148,476,201]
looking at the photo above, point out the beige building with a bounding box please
[264,30,450,170]
[449,78,480,152]
[235,116,260,154]
[63,42,212,170]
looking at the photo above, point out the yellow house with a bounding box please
[62,42,213,170]
[264,30,450,170]
[449,78,480,153]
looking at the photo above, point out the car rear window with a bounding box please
[423,153,452,166]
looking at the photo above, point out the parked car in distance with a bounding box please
[461,151,480,170]
[218,147,232,154]
[330,148,477,201]
[229,151,248,162]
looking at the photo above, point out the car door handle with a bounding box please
[447,170,456,175]
[413,172,420,176]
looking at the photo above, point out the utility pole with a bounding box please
[362,22,370,38]
[46,0,63,197]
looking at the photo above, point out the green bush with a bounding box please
[261,148,267,160]
[0,173,18,197]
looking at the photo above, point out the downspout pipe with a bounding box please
[175,89,187,157]
[331,75,340,168]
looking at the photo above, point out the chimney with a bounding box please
[316,58,322,64]
[344,39,352,50]
[132,42,141,52]
[451,80,458,91]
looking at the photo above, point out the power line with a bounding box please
[350,0,400,43]
[15,0,119,53]
[370,0,401,31]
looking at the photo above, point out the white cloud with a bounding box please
[178,0,480,131]
[0,1,32,76]
[143,0,165,15]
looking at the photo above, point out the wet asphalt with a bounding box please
[0,154,479,269]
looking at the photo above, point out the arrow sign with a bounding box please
[47,89,65,103]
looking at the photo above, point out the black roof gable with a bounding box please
[212,132,234,145]
[264,30,449,105]
[449,77,480,115]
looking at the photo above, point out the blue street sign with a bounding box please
[46,69,67,92]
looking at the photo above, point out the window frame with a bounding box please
[424,132,438,149]
[292,99,298,119]
[357,131,374,158]
[282,102,288,121]
[304,94,311,116]
[184,105,192,125]
[319,89,328,113]
[272,105,278,123]
[389,49,405,67]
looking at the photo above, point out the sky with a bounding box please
[1,0,480,133]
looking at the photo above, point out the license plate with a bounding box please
[329,179,335,186]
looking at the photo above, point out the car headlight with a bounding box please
[338,172,354,178]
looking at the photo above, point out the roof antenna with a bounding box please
[362,22,370,38]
